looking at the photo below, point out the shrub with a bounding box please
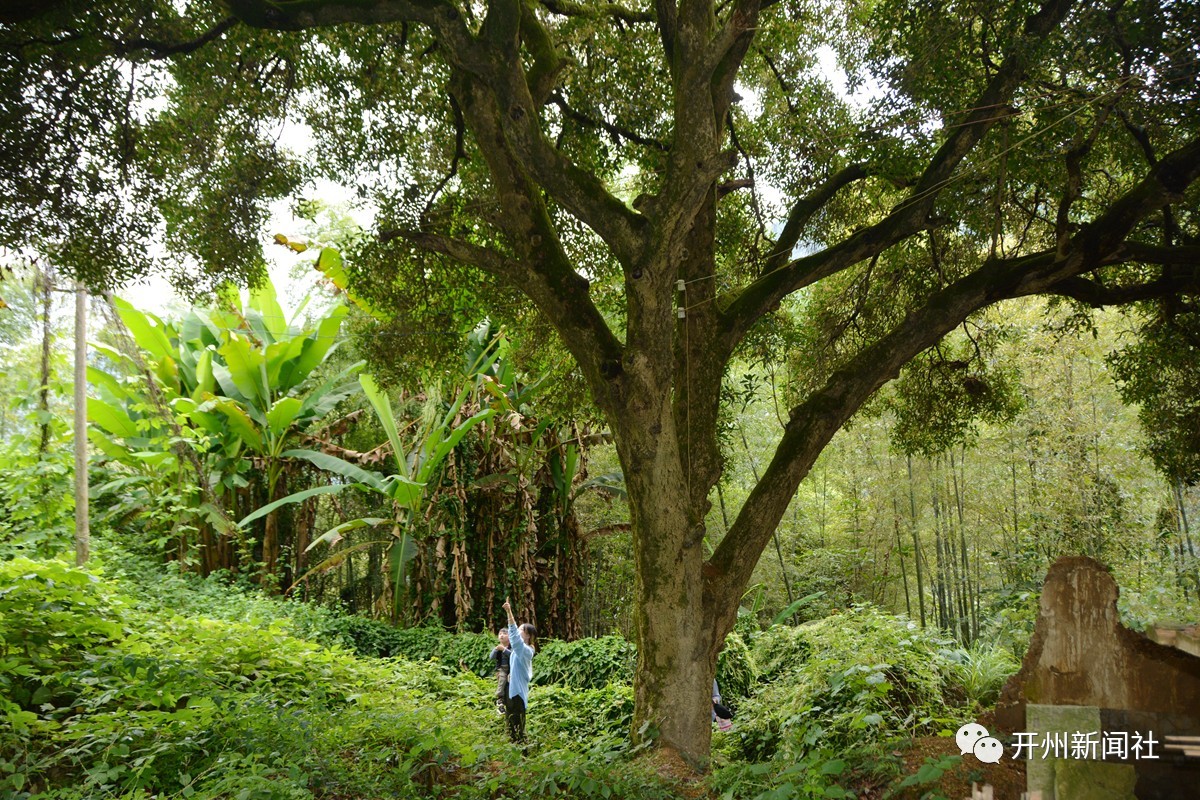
[534,635,636,689]
[947,644,1020,707]
[716,630,758,708]
[732,606,971,762]
[749,623,814,684]
[527,684,635,748]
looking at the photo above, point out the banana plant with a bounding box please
[245,366,500,619]
[89,277,362,580]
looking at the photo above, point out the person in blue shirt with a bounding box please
[502,597,537,745]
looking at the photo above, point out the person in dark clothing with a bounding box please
[713,678,733,731]
[489,628,511,715]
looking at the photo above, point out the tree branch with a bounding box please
[226,0,454,31]
[421,93,467,221]
[380,228,519,277]
[1047,268,1200,307]
[548,92,669,151]
[109,18,238,59]
[760,162,870,275]
[482,46,648,269]
[655,0,678,67]
[0,1,68,24]
[537,0,653,24]
[706,132,1200,604]
[721,0,1075,348]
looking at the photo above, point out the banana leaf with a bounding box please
[305,517,387,552]
[360,373,407,477]
[281,448,386,492]
[237,483,354,527]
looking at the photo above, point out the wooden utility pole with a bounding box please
[74,280,89,566]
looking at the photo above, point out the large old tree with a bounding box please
[4,0,1199,764]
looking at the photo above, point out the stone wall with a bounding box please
[994,556,1200,799]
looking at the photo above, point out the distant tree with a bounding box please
[3,0,1198,765]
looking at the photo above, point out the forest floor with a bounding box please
[877,734,1026,800]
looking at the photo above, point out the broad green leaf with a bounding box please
[383,474,425,509]
[217,337,268,409]
[237,483,352,527]
[171,397,198,414]
[112,297,172,363]
[389,531,419,619]
[191,308,237,344]
[289,538,388,594]
[179,310,205,345]
[129,449,175,469]
[86,366,127,403]
[422,408,496,482]
[265,335,307,389]
[283,304,348,387]
[305,517,387,552]
[771,592,827,627]
[88,428,132,461]
[299,363,364,420]
[188,407,228,437]
[282,448,385,491]
[249,281,287,340]
[266,396,303,438]
[88,397,139,438]
[303,380,360,421]
[361,374,407,477]
[193,348,215,400]
[317,247,348,291]
[316,247,382,318]
[89,340,132,366]
[212,399,263,451]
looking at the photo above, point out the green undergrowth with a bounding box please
[708,605,1018,799]
[328,614,755,700]
[0,554,1018,800]
[0,557,677,800]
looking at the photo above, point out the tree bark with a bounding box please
[908,455,927,626]
[73,281,89,566]
[624,440,718,765]
[37,264,53,456]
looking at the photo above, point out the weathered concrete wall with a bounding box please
[994,556,1200,799]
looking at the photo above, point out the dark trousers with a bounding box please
[505,693,526,744]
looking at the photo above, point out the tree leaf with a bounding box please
[266,396,303,438]
[771,592,827,627]
[217,336,268,409]
[360,374,408,477]
[87,397,139,438]
[237,484,352,527]
[304,517,387,552]
[282,448,385,491]
[212,398,263,452]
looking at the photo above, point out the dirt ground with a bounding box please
[869,734,1027,800]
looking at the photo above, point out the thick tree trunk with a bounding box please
[626,461,717,766]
